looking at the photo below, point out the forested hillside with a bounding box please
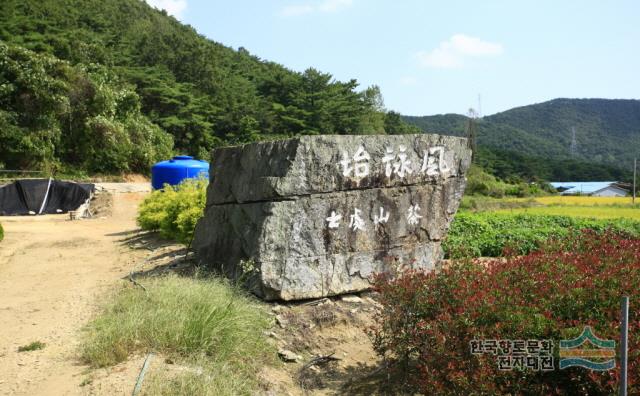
[2,0,637,183]
[0,0,417,173]
[404,98,640,182]
[0,43,174,172]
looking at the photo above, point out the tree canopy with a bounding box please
[0,0,415,173]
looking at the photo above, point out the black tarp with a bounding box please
[0,179,94,216]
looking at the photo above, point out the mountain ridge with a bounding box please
[403,97,640,119]
[402,98,640,181]
[403,98,640,180]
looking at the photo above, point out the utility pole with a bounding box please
[633,158,637,205]
[620,296,629,396]
[466,108,478,162]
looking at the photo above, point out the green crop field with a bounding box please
[451,195,640,258]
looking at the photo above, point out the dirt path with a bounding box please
[0,192,151,395]
[0,189,381,395]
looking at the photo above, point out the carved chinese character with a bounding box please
[325,211,342,229]
[421,146,450,176]
[373,207,390,226]
[340,146,371,178]
[349,208,366,231]
[406,204,423,225]
[382,145,413,178]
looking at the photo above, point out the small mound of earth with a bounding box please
[90,189,113,217]
[259,293,391,395]
[122,174,150,183]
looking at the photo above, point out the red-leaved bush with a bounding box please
[371,230,640,395]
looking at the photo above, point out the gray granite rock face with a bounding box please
[193,134,471,300]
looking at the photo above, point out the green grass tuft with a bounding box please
[18,341,46,352]
[141,355,267,396]
[81,274,275,395]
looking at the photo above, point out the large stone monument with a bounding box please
[193,134,471,300]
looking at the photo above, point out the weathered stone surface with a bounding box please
[206,134,469,205]
[194,134,471,300]
[278,349,302,362]
[341,295,363,304]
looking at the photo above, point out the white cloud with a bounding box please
[281,0,353,17]
[399,76,418,86]
[281,4,315,17]
[145,0,187,19]
[416,34,503,69]
[318,0,352,12]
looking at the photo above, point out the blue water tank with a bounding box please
[151,155,210,190]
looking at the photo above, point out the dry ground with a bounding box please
[0,190,186,395]
[0,189,382,395]
[259,296,386,395]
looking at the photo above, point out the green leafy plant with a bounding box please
[372,230,640,395]
[137,178,207,244]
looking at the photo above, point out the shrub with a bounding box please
[371,230,640,395]
[0,222,3,241]
[444,212,640,258]
[18,341,45,352]
[137,178,207,243]
[465,165,541,198]
[81,274,274,395]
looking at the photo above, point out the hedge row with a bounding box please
[444,212,640,258]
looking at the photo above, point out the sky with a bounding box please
[145,0,640,116]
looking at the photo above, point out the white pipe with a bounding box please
[38,178,52,215]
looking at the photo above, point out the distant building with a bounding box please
[550,181,630,197]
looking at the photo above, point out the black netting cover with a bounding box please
[0,179,94,216]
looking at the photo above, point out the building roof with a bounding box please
[550,181,619,195]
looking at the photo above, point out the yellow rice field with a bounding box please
[494,205,640,220]
[494,196,640,220]
[530,196,637,206]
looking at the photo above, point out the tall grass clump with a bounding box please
[0,222,3,241]
[137,178,207,243]
[81,274,274,395]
